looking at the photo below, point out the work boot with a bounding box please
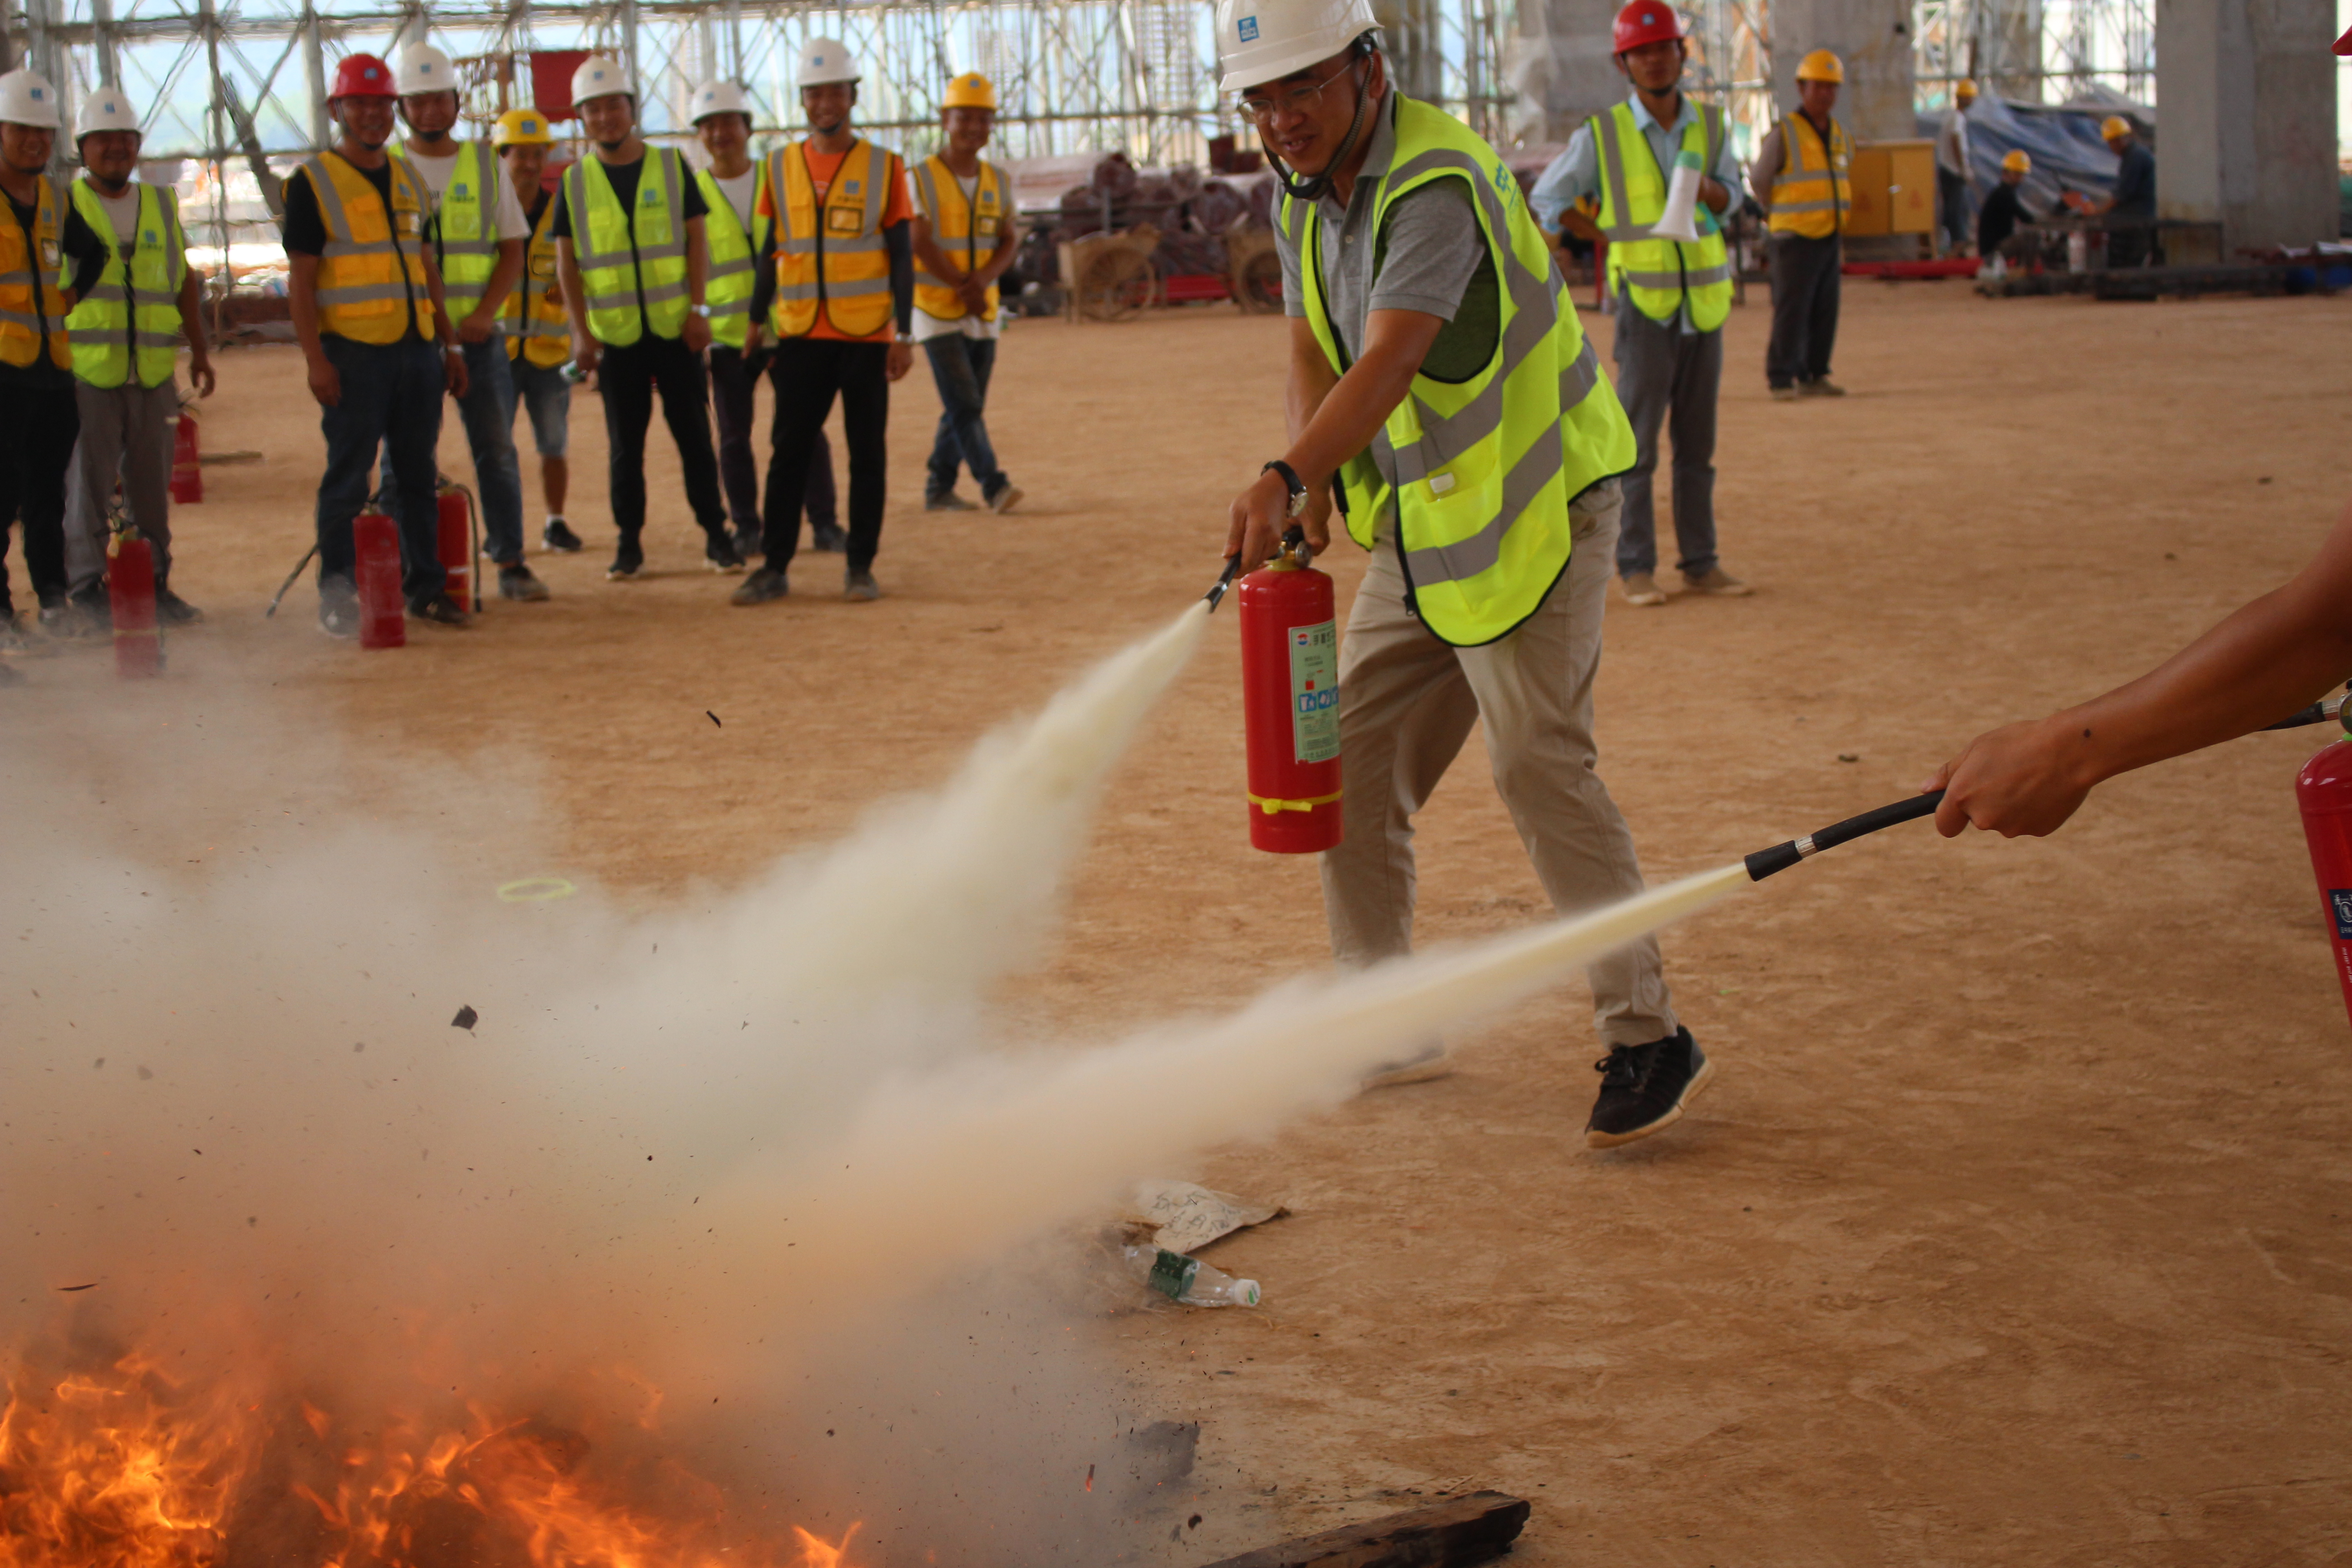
[153,586,203,624]
[924,491,977,512]
[985,483,1025,515]
[843,568,882,602]
[542,516,583,553]
[407,592,470,626]
[1798,377,1846,397]
[1681,566,1751,597]
[318,595,360,640]
[731,524,763,560]
[1620,572,1667,607]
[498,562,551,602]
[1586,1028,1712,1149]
[731,567,789,606]
[606,538,645,581]
[1769,385,1799,403]
[705,534,747,574]
[809,522,847,553]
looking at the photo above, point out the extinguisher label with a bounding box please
[2331,890,2352,939]
[1289,620,1340,764]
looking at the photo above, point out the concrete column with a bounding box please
[1508,0,1622,142]
[2155,0,2338,254]
[1767,0,1916,141]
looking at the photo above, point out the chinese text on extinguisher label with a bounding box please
[1289,620,1339,764]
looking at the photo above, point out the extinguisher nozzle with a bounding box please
[1205,555,1245,612]
[1745,790,1947,881]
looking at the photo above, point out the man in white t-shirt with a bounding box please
[383,39,546,601]
[908,72,1020,513]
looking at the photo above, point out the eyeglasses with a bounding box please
[1236,58,1359,122]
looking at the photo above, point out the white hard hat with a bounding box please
[1215,0,1379,93]
[689,79,753,124]
[570,54,634,106]
[393,40,457,98]
[74,88,141,140]
[0,69,62,130]
[797,39,860,88]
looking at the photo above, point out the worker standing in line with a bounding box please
[688,79,766,567]
[1934,79,1975,255]
[552,55,739,581]
[491,108,581,554]
[385,41,548,602]
[1748,49,1850,401]
[284,52,468,633]
[1529,2,1749,610]
[908,71,1023,516]
[734,39,914,607]
[0,69,84,648]
[57,87,214,633]
[1976,148,2035,260]
[1220,0,1722,1149]
[2068,116,2156,268]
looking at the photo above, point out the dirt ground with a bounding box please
[15,281,2352,1566]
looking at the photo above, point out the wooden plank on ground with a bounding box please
[1196,1490,1530,1568]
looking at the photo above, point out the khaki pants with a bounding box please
[1318,479,1679,1048]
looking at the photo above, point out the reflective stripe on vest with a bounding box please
[565,146,689,347]
[1286,95,1636,648]
[693,165,759,350]
[505,190,571,367]
[396,140,499,317]
[1768,113,1852,239]
[1591,101,1732,332]
[64,180,186,388]
[910,154,1006,323]
[300,152,434,345]
[765,138,895,338]
[0,176,70,370]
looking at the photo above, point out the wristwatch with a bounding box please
[1262,459,1308,520]
[688,303,711,318]
[893,332,916,345]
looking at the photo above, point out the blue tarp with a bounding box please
[1916,96,2140,219]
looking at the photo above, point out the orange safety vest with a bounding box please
[0,175,70,369]
[764,138,898,339]
[300,151,434,344]
[909,154,1008,323]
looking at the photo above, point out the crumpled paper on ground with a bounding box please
[1120,1179,1287,1255]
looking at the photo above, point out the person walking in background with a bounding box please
[284,52,468,634]
[1749,49,1850,401]
[386,40,548,603]
[1530,2,1748,610]
[56,86,214,635]
[1934,79,1976,255]
[552,55,739,581]
[734,39,914,607]
[493,108,580,555]
[0,69,85,649]
[909,71,1022,516]
[2068,116,2155,268]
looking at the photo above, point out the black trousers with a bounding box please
[0,377,80,613]
[598,332,726,544]
[1765,232,1842,389]
[762,338,888,574]
[711,344,838,538]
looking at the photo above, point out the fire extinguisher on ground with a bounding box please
[169,410,201,504]
[353,504,406,648]
[1235,528,1343,854]
[2296,691,2352,1029]
[106,511,162,678]
[436,477,481,612]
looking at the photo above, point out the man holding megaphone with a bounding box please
[1531,4,1748,609]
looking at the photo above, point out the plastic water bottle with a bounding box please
[1122,1245,1261,1308]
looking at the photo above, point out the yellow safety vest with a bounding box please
[64,179,185,387]
[1768,113,1852,239]
[693,166,759,350]
[564,146,690,347]
[764,138,897,339]
[1590,100,1733,333]
[0,176,69,370]
[395,140,499,319]
[909,154,1007,323]
[298,151,434,345]
[1287,95,1635,647]
[505,189,569,367]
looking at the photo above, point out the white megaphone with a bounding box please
[1649,148,1711,242]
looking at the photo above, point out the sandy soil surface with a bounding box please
[11,282,2352,1566]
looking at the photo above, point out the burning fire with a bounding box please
[0,1348,862,1567]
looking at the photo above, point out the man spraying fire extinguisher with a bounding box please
[1217,0,1724,1150]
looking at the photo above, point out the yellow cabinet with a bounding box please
[1845,139,1936,237]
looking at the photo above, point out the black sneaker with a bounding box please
[407,592,470,626]
[319,596,360,639]
[843,568,882,602]
[809,522,847,553]
[154,587,203,625]
[1585,1027,1712,1150]
[498,563,551,602]
[606,540,644,581]
[705,535,746,574]
[731,524,763,560]
[730,566,789,606]
[542,517,584,553]
[924,491,977,512]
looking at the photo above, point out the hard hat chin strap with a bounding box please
[1261,50,1375,205]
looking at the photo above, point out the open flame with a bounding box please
[0,1349,862,1567]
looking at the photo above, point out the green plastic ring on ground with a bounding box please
[496,877,578,903]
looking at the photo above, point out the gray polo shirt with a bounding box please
[1275,91,1498,384]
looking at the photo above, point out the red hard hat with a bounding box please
[330,53,396,100]
[1612,1,1686,54]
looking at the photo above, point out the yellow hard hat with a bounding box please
[2100,114,2132,141]
[494,107,553,147]
[2001,148,2031,173]
[943,72,996,111]
[1955,79,1977,103]
[1795,48,1844,83]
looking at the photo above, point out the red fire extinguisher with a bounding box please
[106,518,162,678]
[2297,711,2352,1030]
[436,478,480,612]
[353,504,406,649]
[1237,530,1343,853]
[169,412,202,504]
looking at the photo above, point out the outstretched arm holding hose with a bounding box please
[1929,499,2352,838]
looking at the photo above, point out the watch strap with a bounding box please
[1262,459,1307,518]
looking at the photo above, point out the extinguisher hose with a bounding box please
[2260,691,2350,732]
[1744,791,1946,882]
[1205,525,1310,613]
